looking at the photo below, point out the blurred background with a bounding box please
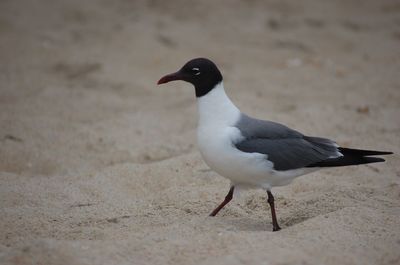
[1,0,399,176]
[1,0,399,264]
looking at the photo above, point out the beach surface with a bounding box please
[1,0,399,264]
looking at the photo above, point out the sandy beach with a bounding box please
[1,0,399,264]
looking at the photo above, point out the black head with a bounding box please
[157,58,223,97]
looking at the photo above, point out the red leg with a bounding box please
[209,186,234,216]
[267,190,281,231]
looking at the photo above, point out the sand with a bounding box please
[1,0,399,264]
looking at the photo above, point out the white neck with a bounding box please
[196,82,240,127]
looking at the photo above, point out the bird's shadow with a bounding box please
[206,216,273,232]
[202,190,352,232]
[204,205,346,232]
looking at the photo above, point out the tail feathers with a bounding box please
[307,147,392,168]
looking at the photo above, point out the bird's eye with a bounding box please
[191,68,201,75]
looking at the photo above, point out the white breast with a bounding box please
[196,83,270,187]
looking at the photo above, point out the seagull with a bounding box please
[157,58,392,231]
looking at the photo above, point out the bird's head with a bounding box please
[157,58,223,97]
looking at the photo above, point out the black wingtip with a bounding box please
[363,157,385,163]
[307,155,387,168]
[338,147,393,156]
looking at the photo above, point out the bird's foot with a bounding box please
[272,225,281,232]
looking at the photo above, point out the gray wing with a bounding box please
[235,114,340,171]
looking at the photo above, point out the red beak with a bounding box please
[157,71,182,85]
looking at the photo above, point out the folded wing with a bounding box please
[234,114,391,171]
[236,136,341,171]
